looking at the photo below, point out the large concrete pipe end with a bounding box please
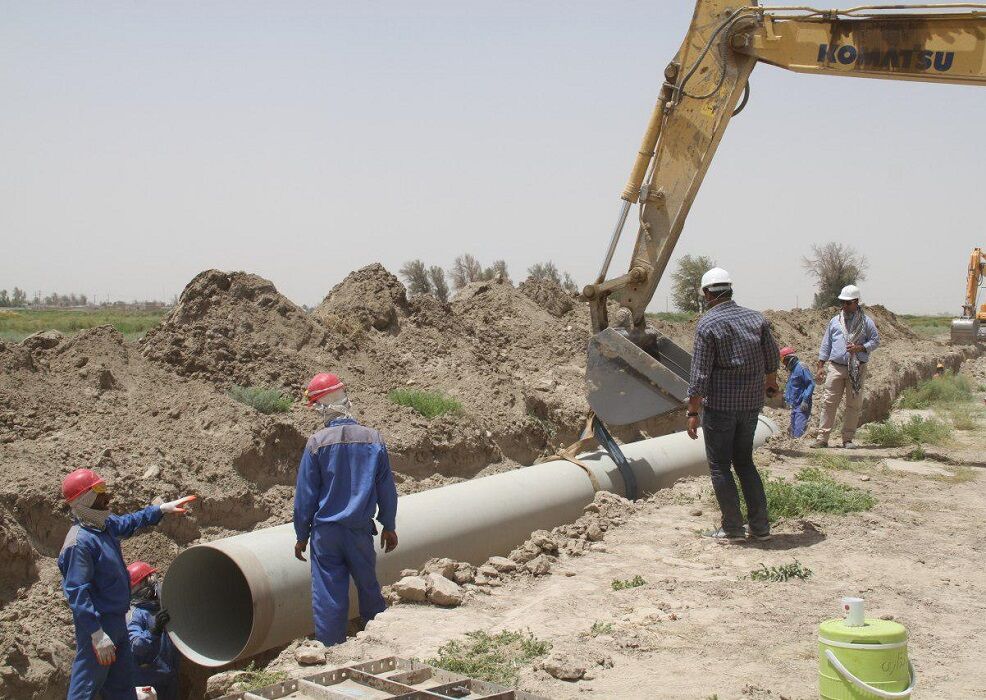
[163,416,780,667]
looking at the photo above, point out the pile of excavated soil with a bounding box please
[0,264,974,699]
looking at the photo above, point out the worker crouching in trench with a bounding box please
[293,373,399,645]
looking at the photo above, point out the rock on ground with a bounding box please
[425,573,464,607]
[392,576,428,603]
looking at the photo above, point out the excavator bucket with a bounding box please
[586,328,691,426]
[950,318,981,345]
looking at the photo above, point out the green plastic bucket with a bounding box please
[818,618,915,699]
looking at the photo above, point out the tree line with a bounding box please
[670,242,868,313]
[399,255,579,303]
[0,288,91,308]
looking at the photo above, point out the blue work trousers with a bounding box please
[790,400,811,438]
[702,408,770,537]
[310,523,387,646]
[68,613,137,700]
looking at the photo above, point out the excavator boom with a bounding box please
[951,247,986,344]
[587,1,986,425]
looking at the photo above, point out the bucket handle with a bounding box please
[825,649,916,699]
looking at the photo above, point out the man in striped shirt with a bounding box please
[686,268,779,543]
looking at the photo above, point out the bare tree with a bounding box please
[527,261,562,284]
[671,254,716,313]
[449,254,485,290]
[802,243,868,309]
[399,259,432,297]
[428,266,450,303]
[561,272,579,294]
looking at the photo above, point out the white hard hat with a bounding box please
[700,267,732,291]
[838,284,861,301]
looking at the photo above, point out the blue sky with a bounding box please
[1,1,982,313]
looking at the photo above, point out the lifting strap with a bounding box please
[542,413,639,500]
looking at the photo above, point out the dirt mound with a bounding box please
[313,263,408,332]
[140,269,331,389]
[518,277,575,317]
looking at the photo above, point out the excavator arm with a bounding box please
[587,2,986,425]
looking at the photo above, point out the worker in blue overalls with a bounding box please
[780,346,815,438]
[293,372,399,646]
[58,468,194,700]
[127,561,179,700]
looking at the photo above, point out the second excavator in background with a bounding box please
[585,1,986,425]
[951,247,986,344]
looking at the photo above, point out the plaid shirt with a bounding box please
[688,300,779,412]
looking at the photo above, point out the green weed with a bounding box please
[863,416,952,447]
[906,445,926,461]
[589,621,614,636]
[611,575,646,591]
[812,453,873,474]
[388,389,462,419]
[228,386,293,414]
[236,661,288,691]
[898,373,973,408]
[748,560,813,583]
[426,630,551,686]
[947,404,982,431]
[757,469,874,521]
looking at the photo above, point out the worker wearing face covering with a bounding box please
[58,468,194,700]
[293,372,399,646]
[126,561,179,700]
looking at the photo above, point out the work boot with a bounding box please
[703,527,745,544]
[810,438,828,449]
[745,525,771,542]
[843,440,859,449]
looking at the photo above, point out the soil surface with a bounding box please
[269,355,986,699]
[0,264,976,698]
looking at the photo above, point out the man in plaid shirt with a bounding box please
[686,268,779,543]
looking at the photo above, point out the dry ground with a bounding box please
[295,356,986,699]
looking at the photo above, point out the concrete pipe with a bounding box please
[162,416,779,667]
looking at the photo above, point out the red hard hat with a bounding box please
[127,561,158,590]
[779,346,797,360]
[305,373,345,405]
[62,468,105,503]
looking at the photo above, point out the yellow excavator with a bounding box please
[951,247,986,343]
[586,1,986,426]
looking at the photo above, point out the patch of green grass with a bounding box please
[388,389,462,419]
[906,445,927,461]
[863,416,952,447]
[228,385,293,414]
[899,314,951,338]
[812,453,873,474]
[754,469,874,521]
[426,630,551,687]
[589,621,614,636]
[236,661,288,691]
[747,560,813,582]
[611,575,646,591]
[898,372,973,409]
[0,308,166,342]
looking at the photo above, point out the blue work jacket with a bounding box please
[819,313,880,365]
[128,600,179,687]
[293,418,399,542]
[784,359,815,408]
[57,506,163,636]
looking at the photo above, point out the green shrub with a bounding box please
[748,560,813,583]
[589,621,614,636]
[947,404,982,431]
[388,389,462,419]
[611,575,646,591]
[864,416,951,447]
[228,386,292,414]
[906,445,926,461]
[427,630,551,686]
[898,373,973,408]
[756,469,874,521]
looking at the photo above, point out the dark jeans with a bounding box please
[702,408,770,536]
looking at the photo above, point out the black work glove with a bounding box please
[152,610,170,635]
